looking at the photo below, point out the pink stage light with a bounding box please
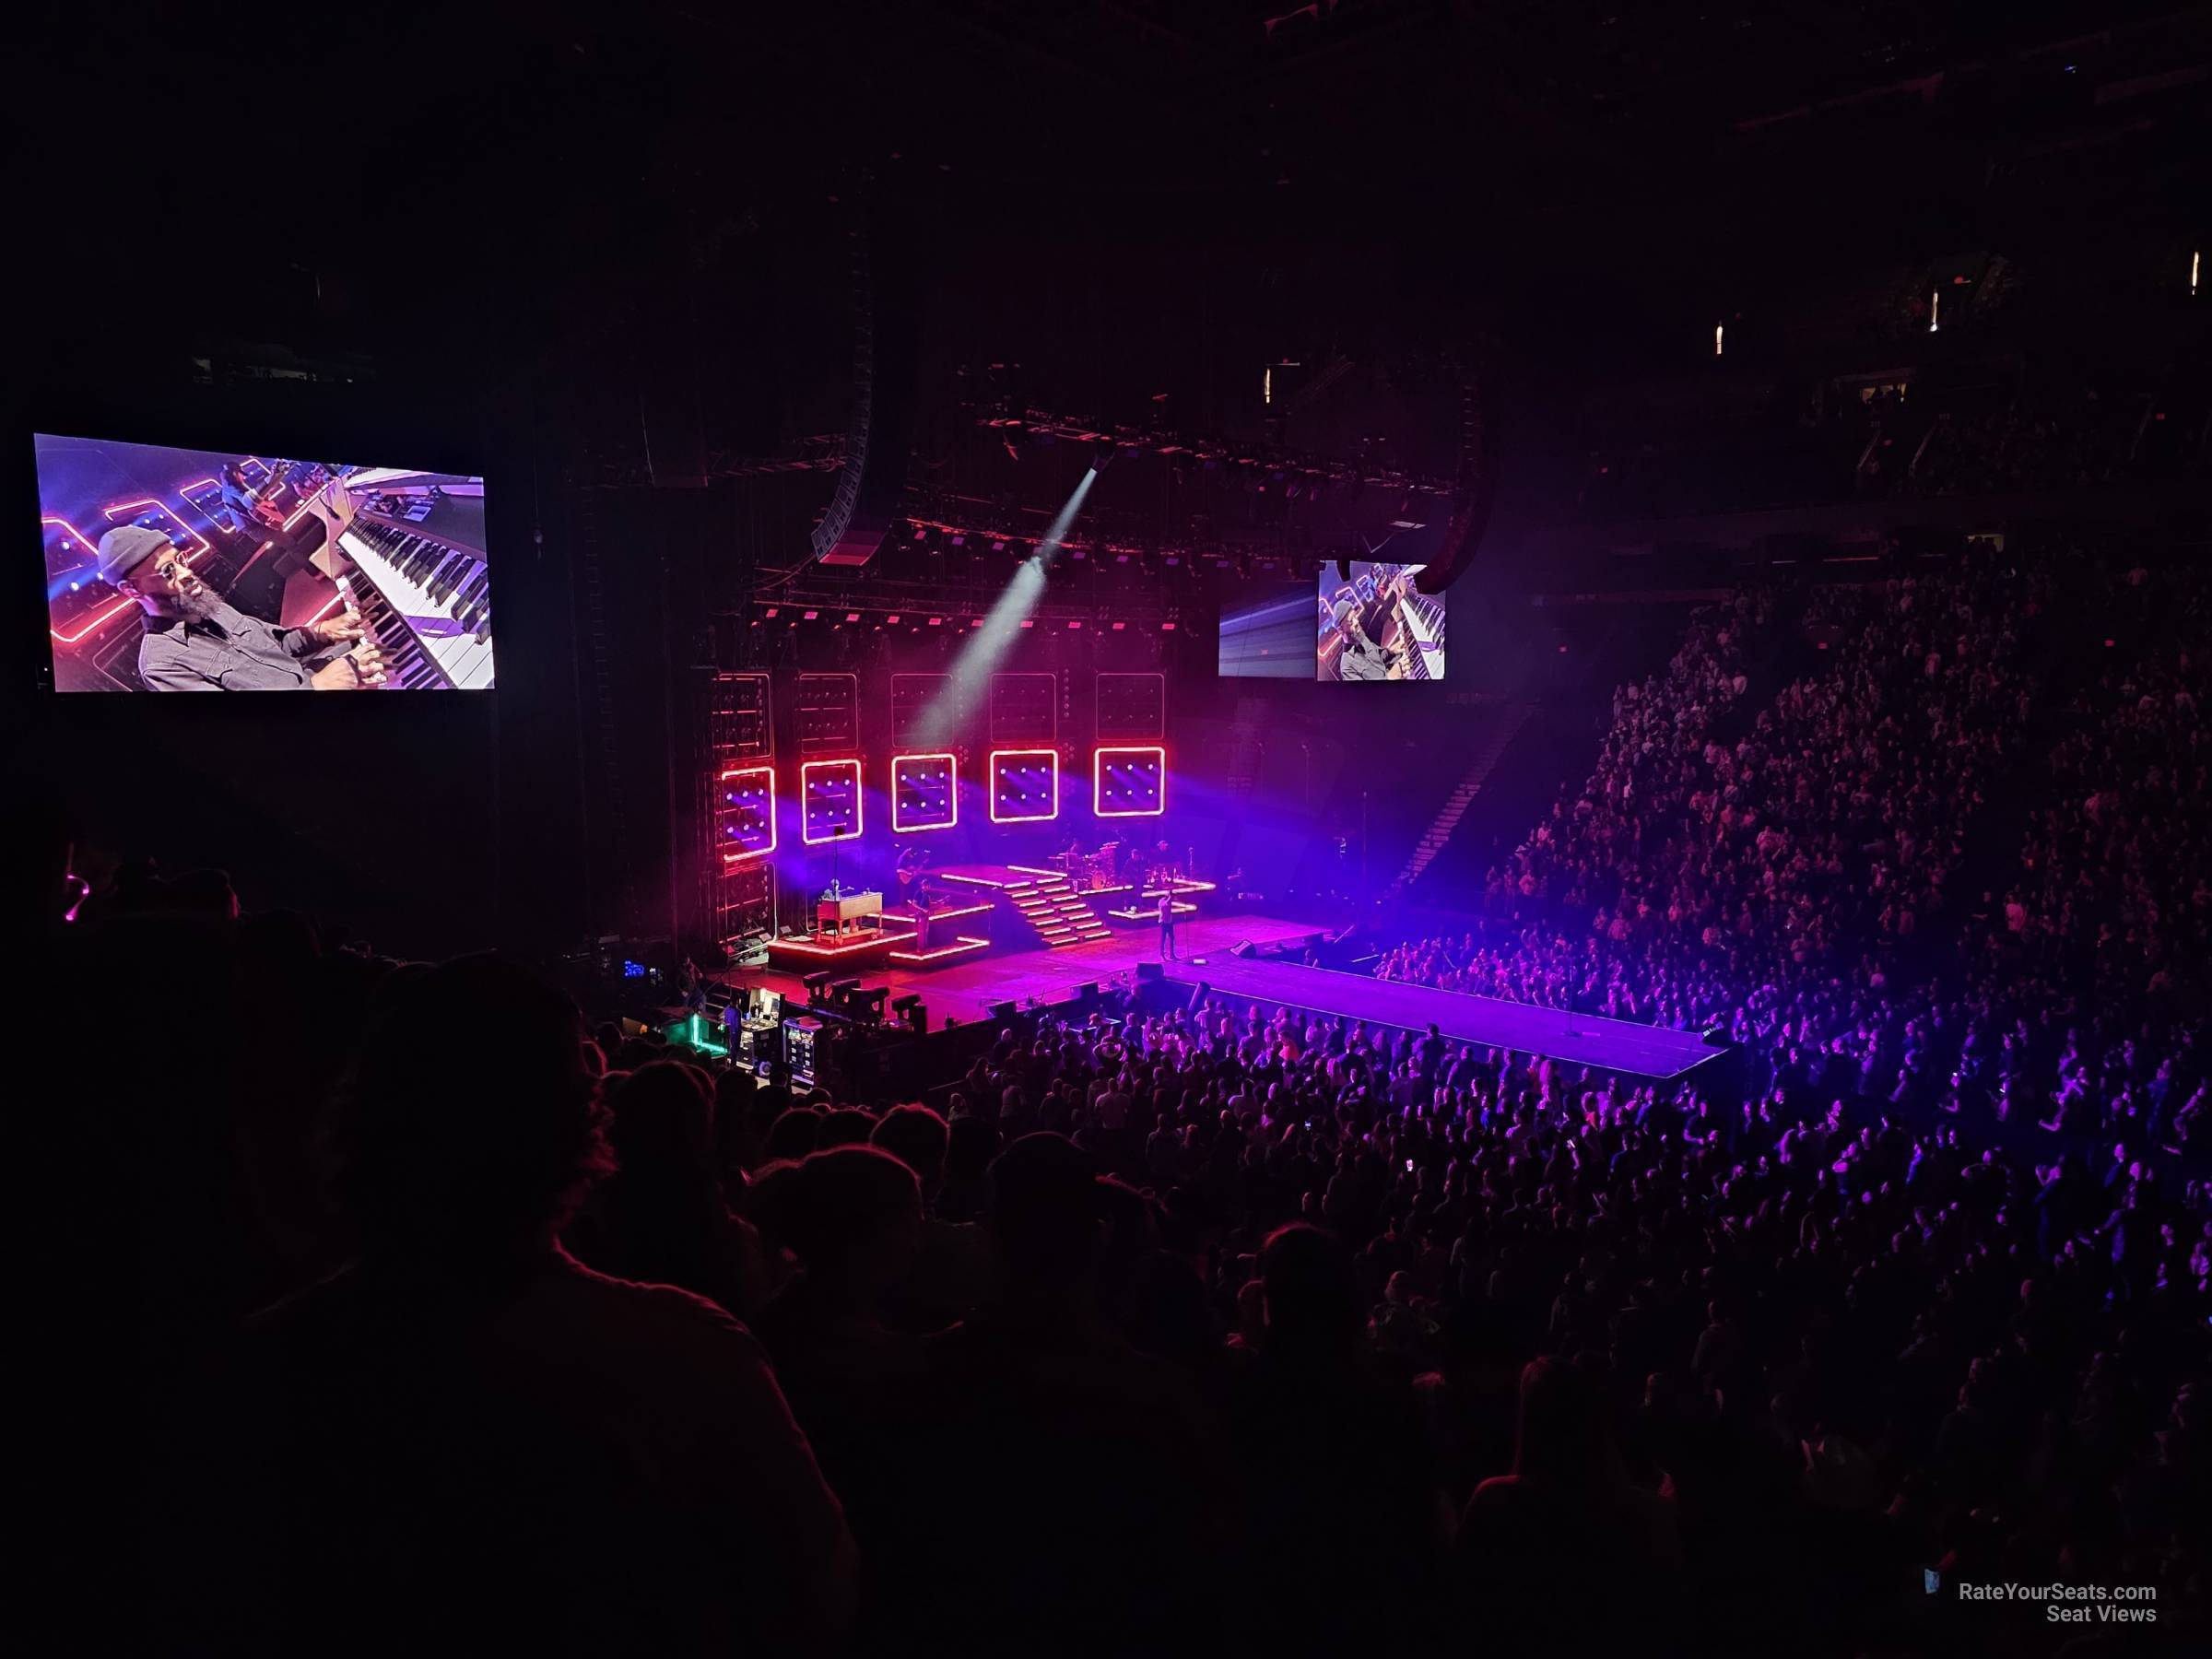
[718,764,778,861]
[882,900,993,924]
[799,758,864,845]
[889,751,959,833]
[769,929,910,959]
[1093,744,1168,818]
[888,935,991,964]
[988,748,1060,824]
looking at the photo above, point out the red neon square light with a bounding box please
[717,764,777,862]
[890,751,959,833]
[800,758,864,845]
[988,748,1060,824]
[1093,744,1168,818]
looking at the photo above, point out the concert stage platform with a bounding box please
[1160,958,1724,1081]
[722,913,1329,1031]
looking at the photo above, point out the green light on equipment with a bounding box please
[674,1013,730,1058]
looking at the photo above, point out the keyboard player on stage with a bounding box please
[96,525,386,691]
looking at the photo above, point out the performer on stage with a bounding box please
[1157,888,1177,961]
[215,462,261,534]
[96,524,384,691]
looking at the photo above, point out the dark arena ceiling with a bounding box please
[13,1,2207,581]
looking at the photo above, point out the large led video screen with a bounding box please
[1318,561,1444,683]
[37,432,493,692]
[1217,577,1313,678]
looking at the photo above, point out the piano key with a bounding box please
[336,524,494,688]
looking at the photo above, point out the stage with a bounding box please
[1161,957,1724,1080]
[719,912,1329,1030]
[710,912,1724,1080]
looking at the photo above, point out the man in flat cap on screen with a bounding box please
[96,524,386,691]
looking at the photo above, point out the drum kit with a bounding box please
[1051,839,1124,890]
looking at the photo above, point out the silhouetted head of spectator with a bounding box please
[783,1146,924,1304]
[987,1132,1102,1290]
[818,1107,880,1148]
[871,1104,950,1191]
[739,1157,805,1253]
[335,953,610,1261]
[712,1065,755,1119]
[1261,1223,1360,1361]
[603,1061,717,1203]
[765,1106,826,1162]
[615,1037,664,1071]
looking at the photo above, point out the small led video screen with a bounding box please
[1218,577,1313,678]
[1318,561,1445,683]
[36,432,493,692]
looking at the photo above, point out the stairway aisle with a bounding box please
[1389,702,1536,896]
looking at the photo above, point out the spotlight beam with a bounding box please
[913,466,1099,748]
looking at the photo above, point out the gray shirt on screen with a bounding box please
[137,599,336,691]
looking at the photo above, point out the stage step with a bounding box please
[1001,872,1115,949]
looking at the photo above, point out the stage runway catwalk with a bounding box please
[1162,956,1724,1080]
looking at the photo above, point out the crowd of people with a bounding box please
[61,549,2210,1658]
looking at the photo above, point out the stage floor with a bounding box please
[719,913,1327,1030]
[713,918,1721,1078]
[1160,957,1724,1080]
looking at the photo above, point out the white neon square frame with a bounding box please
[890,751,959,833]
[799,758,864,845]
[717,764,777,863]
[988,748,1060,824]
[1092,744,1167,818]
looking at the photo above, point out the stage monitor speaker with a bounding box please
[1076,982,1099,999]
[989,999,1018,1022]
[1135,961,1163,982]
[1230,940,1254,959]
